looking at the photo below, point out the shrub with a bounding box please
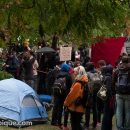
[0,71,13,80]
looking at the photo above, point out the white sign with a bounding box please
[60,47,72,61]
[124,37,130,54]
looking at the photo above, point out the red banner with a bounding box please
[91,37,126,67]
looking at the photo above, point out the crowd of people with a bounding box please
[0,44,58,93]
[0,43,130,130]
[50,54,130,130]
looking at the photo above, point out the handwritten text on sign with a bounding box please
[60,47,72,61]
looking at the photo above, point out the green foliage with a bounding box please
[0,0,129,44]
[0,71,13,80]
[0,39,6,48]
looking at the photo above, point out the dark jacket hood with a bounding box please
[101,65,113,76]
[85,62,95,72]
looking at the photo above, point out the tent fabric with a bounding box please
[0,78,48,122]
[38,95,52,103]
[91,37,126,67]
[21,96,47,121]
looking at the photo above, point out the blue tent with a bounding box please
[0,78,48,124]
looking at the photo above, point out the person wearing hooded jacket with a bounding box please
[113,55,130,130]
[84,62,101,129]
[101,65,115,130]
[51,63,72,130]
[64,66,88,130]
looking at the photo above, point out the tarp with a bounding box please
[91,37,126,67]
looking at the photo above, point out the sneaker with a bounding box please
[58,125,64,129]
[97,122,101,126]
[84,127,89,130]
[63,126,69,130]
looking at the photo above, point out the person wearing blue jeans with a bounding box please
[116,94,130,130]
[113,55,130,130]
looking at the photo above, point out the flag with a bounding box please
[91,37,126,67]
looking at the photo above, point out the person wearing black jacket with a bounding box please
[113,55,130,130]
[21,51,37,89]
[4,52,19,78]
[84,62,100,129]
[101,65,115,130]
[51,63,72,130]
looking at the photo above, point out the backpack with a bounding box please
[87,72,102,93]
[116,69,130,94]
[52,76,67,96]
[74,81,88,108]
[47,67,60,92]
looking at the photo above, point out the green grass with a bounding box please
[0,112,61,130]
[0,112,116,130]
[0,110,62,130]
[0,123,63,130]
[0,125,61,130]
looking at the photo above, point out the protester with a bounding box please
[46,61,61,95]
[37,54,49,94]
[3,51,19,78]
[84,62,101,129]
[101,65,115,130]
[64,66,88,130]
[96,60,106,125]
[31,52,39,92]
[113,55,130,130]
[21,51,38,90]
[51,63,72,130]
